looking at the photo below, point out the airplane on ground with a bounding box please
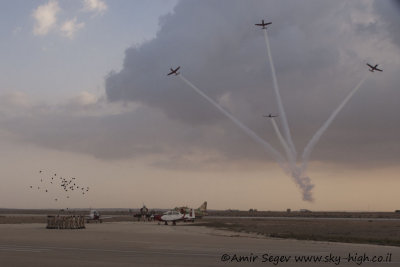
[367,63,383,72]
[86,210,112,223]
[183,210,196,222]
[174,201,208,219]
[263,114,278,118]
[167,66,181,76]
[133,204,155,221]
[154,209,195,225]
[255,20,272,29]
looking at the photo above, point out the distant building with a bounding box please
[226,209,239,212]
[286,208,291,213]
[299,209,311,213]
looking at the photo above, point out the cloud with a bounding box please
[373,0,400,47]
[0,91,198,161]
[32,0,60,36]
[104,0,400,168]
[68,91,98,107]
[7,1,400,173]
[60,17,85,39]
[82,0,108,15]
[0,92,32,116]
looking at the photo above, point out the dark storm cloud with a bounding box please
[103,0,400,167]
[2,0,399,169]
[373,0,400,46]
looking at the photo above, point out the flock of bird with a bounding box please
[29,170,90,201]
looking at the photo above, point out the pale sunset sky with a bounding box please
[0,0,399,211]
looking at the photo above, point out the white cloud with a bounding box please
[0,91,31,108]
[82,0,107,15]
[68,91,98,107]
[0,91,33,118]
[32,0,60,36]
[60,17,85,39]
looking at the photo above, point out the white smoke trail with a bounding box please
[263,30,314,201]
[179,74,289,172]
[270,118,295,166]
[301,74,369,174]
[263,29,297,159]
[269,117,313,201]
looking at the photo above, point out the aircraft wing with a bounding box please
[375,68,383,72]
[367,63,373,68]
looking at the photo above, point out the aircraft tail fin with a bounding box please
[191,208,195,219]
[198,201,207,212]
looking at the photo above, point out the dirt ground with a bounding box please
[194,217,400,247]
[2,210,400,247]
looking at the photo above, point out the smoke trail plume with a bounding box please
[270,118,314,201]
[264,29,314,201]
[179,74,289,172]
[295,175,314,202]
[301,74,369,174]
[270,118,295,166]
[263,29,297,159]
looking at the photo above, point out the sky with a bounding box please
[0,0,399,211]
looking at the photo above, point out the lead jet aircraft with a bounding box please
[263,114,278,118]
[255,20,272,29]
[167,66,181,76]
[367,63,383,72]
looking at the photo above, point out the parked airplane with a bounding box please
[133,204,155,221]
[174,201,208,219]
[367,63,383,72]
[255,20,272,29]
[183,209,196,222]
[155,209,195,225]
[86,210,112,223]
[263,114,278,118]
[167,66,181,76]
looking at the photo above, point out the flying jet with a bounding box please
[263,114,278,118]
[255,20,272,29]
[167,66,181,76]
[367,63,383,72]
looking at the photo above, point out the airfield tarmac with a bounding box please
[0,222,399,266]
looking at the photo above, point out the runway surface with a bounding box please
[0,222,399,266]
